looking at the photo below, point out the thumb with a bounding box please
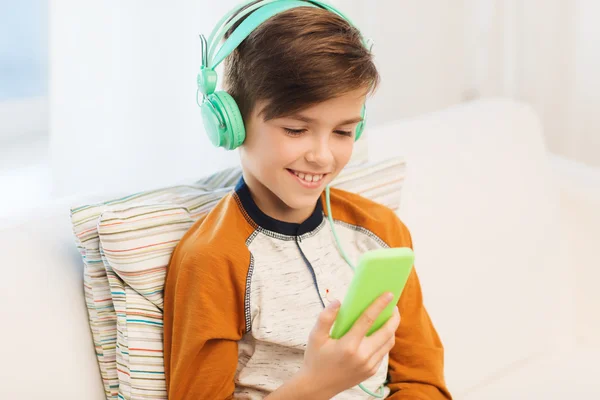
[312,300,341,339]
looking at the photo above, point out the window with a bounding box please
[0,0,48,142]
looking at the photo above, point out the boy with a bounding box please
[163,2,451,399]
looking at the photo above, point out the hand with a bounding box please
[298,292,401,398]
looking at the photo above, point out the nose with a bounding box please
[306,133,334,166]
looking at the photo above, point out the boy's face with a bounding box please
[239,88,366,223]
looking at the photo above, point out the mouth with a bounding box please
[286,169,328,188]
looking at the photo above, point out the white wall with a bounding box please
[459,0,598,167]
[0,97,48,142]
[569,0,600,167]
[48,0,241,198]
[344,0,599,167]
[341,0,469,125]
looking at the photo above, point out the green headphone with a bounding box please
[196,0,371,150]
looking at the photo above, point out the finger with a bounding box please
[365,306,400,351]
[368,337,395,373]
[344,292,394,345]
[363,308,400,370]
[367,334,395,374]
[310,299,341,341]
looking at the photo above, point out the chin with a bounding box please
[279,192,322,212]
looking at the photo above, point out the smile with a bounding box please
[287,169,328,188]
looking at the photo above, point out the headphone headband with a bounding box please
[203,0,368,70]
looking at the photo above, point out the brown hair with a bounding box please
[222,2,380,122]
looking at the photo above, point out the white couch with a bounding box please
[1,98,598,399]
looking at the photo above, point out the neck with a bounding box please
[242,171,316,224]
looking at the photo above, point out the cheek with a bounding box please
[276,141,306,163]
[334,140,355,166]
[245,126,276,156]
[263,133,306,164]
[248,128,298,167]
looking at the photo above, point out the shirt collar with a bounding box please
[234,176,324,237]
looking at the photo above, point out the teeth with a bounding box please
[293,170,323,183]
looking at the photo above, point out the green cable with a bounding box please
[325,185,386,399]
[325,185,355,269]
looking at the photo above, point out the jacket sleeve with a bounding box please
[386,218,453,399]
[163,248,249,399]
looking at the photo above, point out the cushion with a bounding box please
[94,157,406,399]
[99,192,228,400]
[70,168,242,399]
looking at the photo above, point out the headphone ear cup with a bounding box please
[201,91,246,150]
[201,96,226,148]
[355,104,367,141]
[213,91,246,150]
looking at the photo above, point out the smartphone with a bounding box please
[330,247,414,339]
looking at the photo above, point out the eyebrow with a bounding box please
[285,114,364,126]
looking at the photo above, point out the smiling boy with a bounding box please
[163,2,451,399]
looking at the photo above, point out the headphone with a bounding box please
[196,0,371,150]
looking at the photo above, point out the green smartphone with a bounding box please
[330,247,414,339]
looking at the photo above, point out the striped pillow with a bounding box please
[70,169,242,400]
[94,157,406,399]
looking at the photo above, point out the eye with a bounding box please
[334,130,353,137]
[284,128,306,136]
